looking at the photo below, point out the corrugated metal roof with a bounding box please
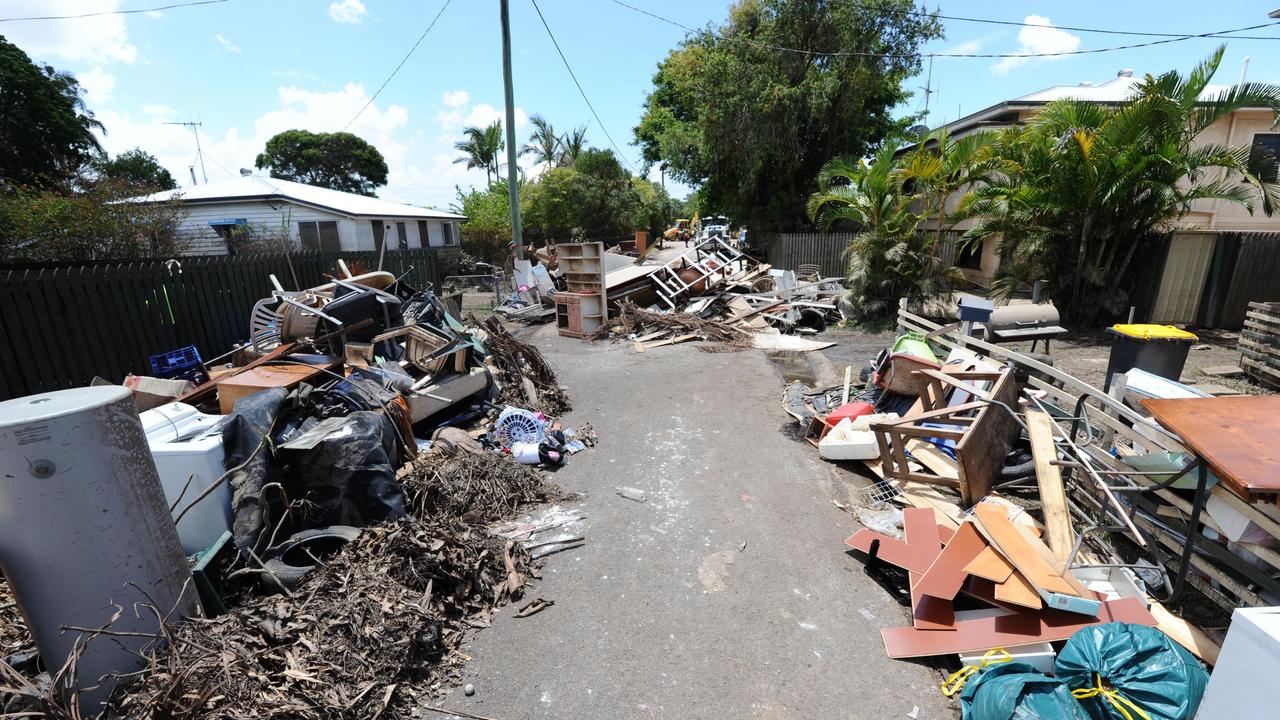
[130,175,466,220]
[1014,74,1231,103]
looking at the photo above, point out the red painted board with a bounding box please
[845,530,929,574]
[881,597,1155,659]
[915,521,986,601]
[911,572,957,630]
[845,508,945,576]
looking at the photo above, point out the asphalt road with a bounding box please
[434,325,954,720]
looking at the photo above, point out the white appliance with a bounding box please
[140,402,231,555]
[1197,607,1280,719]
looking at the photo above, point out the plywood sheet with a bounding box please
[974,503,1081,597]
[915,521,986,601]
[882,597,1156,659]
[964,546,1014,583]
[993,570,1042,609]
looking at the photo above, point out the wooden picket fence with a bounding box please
[762,230,961,278]
[0,249,446,400]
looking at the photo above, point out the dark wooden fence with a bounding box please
[0,249,445,400]
[762,230,961,278]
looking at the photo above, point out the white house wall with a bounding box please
[176,201,459,255]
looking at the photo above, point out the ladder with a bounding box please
[650,238,747,309]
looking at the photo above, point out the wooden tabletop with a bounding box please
[1142,395,1280,496]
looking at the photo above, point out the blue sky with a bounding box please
[3,0,1279,209]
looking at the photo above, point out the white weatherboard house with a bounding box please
[132,172,466,256]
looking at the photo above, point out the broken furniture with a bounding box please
[556,242,607,338]
[870,368,1021,505]
[650,237,746,309]
[140,401,231,555]
[216,357,343,414]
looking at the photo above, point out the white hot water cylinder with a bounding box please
[0,386,197,711]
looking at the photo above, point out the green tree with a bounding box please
[635,0,942,231]
[558,125,587,166]
[522,147,677,243]
[254,129,388,196]
[453,121,504,185]
[0,179,185,262]
[454,182,513,264]
[960,46,1280,324]
[0,36,103,191]
[808,142,958,323]
[521,114,560,168]
[90,148,176,191]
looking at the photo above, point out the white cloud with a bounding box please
[442,90,470,108]
[436,101,528,134]
[992,15,1081,75]
[328,0,367,24]
[77,67,116,103]
[2,0,137,64]
[96,83,535,209]
[212,34,241,54]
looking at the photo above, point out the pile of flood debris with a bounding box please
[784,305,1280,719]
[0,262,595,719]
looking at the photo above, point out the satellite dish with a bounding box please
[906,124,929,140]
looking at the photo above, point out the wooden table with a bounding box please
[1142,395,1280,499]
[1139,395,1280,603]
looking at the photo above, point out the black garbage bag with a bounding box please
[221,387,289,550]
[959,662,1088,720]
[279,411,406,528]
[1055,622,1209,720]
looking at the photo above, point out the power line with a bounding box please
[530,0,640,173]
[610,0,1280,60]
[343,0,453,131]
[834,0,1280,41]
[0,0,229,22]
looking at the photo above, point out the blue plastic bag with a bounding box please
[959,662,1089,720]
[1055,622,1208,720]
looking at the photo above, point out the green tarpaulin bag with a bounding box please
[959,662,1089,720]
[1055,622,1208,720]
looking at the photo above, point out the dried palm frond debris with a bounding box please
[0,580,32,662]
[102,519,532,720]
[403,450,577,524]
[593,301,752,351]
[479,315,572,415]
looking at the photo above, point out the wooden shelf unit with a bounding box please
[555,242,607,338]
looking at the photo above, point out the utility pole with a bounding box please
[165,121,207,184]
[500,0,524,260]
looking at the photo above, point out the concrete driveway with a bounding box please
[434,326,954,720]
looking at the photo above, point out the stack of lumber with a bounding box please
[1239,301,1280,389]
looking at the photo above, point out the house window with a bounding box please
[1250,133,1280,183]
[210,218,249,254]
[395,221,408,251]
[372,219,387,252]
[442,222,457,246]
[298,221,341,252]
[416,220,429,248]
[956,240,982,270]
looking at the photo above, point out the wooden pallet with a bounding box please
[1240,302,1280,388]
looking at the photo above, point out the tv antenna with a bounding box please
[919,54,935,117]
[164,121,207,184]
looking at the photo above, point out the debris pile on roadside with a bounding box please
[790,303,1280,718]
[0,261,595,718]
[562,237,849,352]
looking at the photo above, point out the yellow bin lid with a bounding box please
[1110,324,1198,341]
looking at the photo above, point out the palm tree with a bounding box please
[521,114,560,168]
[960,45,1280,323]
[807,142,958,322]
[453,121,504,185]
[897,129,997,249]
[558,125,587,166]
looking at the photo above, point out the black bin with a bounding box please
[1103,324,1198,391]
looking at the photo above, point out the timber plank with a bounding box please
[973,503,1082,597]
[915,521,986,601]
[963,546,1014,583]
[1026,410,1073,565]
